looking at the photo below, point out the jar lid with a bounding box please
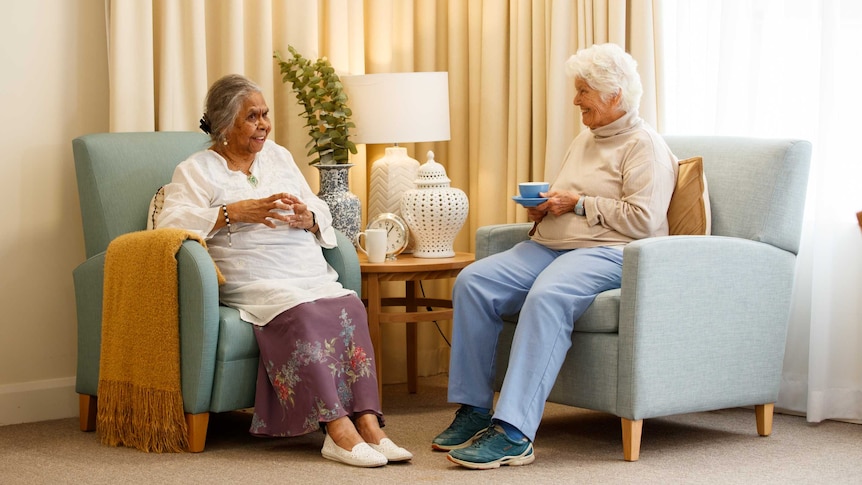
[414,151,451,188]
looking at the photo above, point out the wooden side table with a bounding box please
[359,252,475,399]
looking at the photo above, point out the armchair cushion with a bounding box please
[668,156,711,235]
[146,186,166,230]
[483,223,623,334]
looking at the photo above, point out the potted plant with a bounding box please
[274,46,357,165]
[274,46,361,242]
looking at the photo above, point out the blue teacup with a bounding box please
[518,182,549,198]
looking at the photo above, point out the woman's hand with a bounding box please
[280,193,317,231]
[526,206,547,223]
[225,193,313,229]
[537,190,579,216]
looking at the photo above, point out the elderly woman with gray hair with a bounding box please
[156,74,411,468]
[432,43,678,469]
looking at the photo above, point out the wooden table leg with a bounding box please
[405,281,419,393]
[366,274,384,402]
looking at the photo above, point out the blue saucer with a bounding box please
[512,196,548,207]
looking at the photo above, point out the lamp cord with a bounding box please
[419,280,452,347]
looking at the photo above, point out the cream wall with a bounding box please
[0,0,108,424]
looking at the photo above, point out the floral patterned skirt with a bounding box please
[249,294,382,437]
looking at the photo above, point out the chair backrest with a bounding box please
[664,136,811,255]
[73,132,211,258]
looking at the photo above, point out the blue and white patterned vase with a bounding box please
[315,163,361,244]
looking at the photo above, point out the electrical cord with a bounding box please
[419,280,452,347]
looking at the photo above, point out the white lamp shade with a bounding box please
[341,72,451,144]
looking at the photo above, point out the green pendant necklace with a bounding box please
[223,151,259,187]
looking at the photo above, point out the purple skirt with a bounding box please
[249,294,382,437]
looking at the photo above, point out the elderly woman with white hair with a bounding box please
[432,43,678,469]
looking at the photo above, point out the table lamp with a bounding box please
[341,72,451,223]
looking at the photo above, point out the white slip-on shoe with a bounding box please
[368,438,413,462]
[321,433,388,468]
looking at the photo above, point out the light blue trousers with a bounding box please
[448,240,624,441]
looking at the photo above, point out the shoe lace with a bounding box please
[472,425,501,446]
[451,406,474,426]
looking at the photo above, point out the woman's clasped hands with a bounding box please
[227,193,316,230]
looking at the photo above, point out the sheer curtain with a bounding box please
[105,0,659,383]
[659,0,862,422]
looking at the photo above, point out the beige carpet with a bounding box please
[1,375,860,484]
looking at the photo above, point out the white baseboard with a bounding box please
[0,377,78,426]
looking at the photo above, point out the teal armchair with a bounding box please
[483,136,811,461]
[72,132,361,452]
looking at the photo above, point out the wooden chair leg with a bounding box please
[755,403,774,436]
[621,418,643,462]
[185,412,210,452]
[78,394,97,431]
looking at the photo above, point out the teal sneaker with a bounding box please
[431,406,494,451]
[446,424,535,469]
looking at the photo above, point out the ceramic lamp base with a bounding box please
[368,146,419,221]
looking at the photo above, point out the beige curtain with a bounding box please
[106,0,658,383]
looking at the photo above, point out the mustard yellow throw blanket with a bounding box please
[97,228,223,453]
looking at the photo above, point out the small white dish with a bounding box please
[512,196,548,207]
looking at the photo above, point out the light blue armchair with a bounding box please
[72,132,361,452]
[484,136,811,461]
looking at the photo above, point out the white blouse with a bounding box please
[156,140,354,326]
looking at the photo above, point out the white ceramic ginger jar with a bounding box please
[400,151,469,258]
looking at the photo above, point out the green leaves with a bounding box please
[274,46,359,165]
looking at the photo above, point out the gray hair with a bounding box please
[564,43,643,113]
[201,74,262,143]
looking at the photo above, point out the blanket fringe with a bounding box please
[96,380,189,453]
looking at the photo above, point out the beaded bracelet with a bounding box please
[221,204,232,247]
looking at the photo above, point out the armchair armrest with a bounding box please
[617,235,797,419]
[323,229,361,294]
[176,240,223,412]
[73,253,107,396]
[476,223,533,259]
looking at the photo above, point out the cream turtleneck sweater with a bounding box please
[531,110,678,250]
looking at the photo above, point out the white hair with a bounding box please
[564,43,643,113]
